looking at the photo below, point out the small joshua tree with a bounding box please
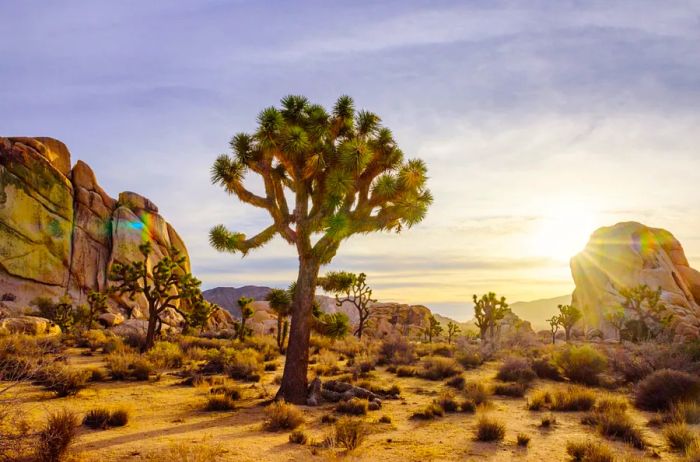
[473,292,510,342]
[425,315,443,343]
[446,321,460,344]
[109,242,202,351]
[237,297,255,341]
[31,295,75,332]
[266,289,292,352]
[619,284,668,341]
[604,306,626,343]
[318,271,376,339]
[187,297,216,334]
[556,304,582,342]
[209,95,432,403]
[84,290,109,329]
[547,315,560,344]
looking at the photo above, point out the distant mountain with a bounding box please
[432,313,476,334]
[202,286,273,317]
[509,294,571,331]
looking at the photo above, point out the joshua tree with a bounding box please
[84,290,108,329]
[424,315,443,343]
[472,292,509,342]
[547,315,560,344]
[266,288,292,352]
[237,296,255,341]
[31,295,75,332]
[318,271,376,339]
[187,297,216,334]
[315,312,350,341]
[446,321,460,344]
[556,304,582,342]
[209,95,432,403]
[619,284,668,340]
[109,242,201,351]
[604,307,626,343]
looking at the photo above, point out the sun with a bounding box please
[530,201,599,261]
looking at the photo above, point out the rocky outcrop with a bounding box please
[0,137,225,329]
[571,222,700,341]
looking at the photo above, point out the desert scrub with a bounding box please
[455,347,483,369]
[517,433,531,447]
[336,398,369,416]
[669,401,700,424]
[205,395,236,411]
[555,345,607,385]
[289,430,308,445]
[379,335,416,365]
[108,408,129,427]
[243,335,279,361]
[146,341,184,369]
[378,415,392,424]
[139,442,224,462]
[474,415,505,442]
[446,375,466,390]
[418,356,461,380]
[264,401,304,431]
[106,353,153,381]
[531,357,562,381]
[396,366,417,377]
[582,407,645,449]
[664,423,697,452]
[463,381,490,406]
[37,409,80,462]
[221,348,263,381]
[411,403,445,420]
[540,414,557,427]
[529,387,596,412]
[314,349,340,376]
[210,385,242,400]
[565,439,614,462]
[634,369,700,411]
[496,357,536,383]
[41,364,91,397]
[83,408,111,429]
[437,391,460,412]
[493,382,527,398]
[356,381,401,398]
[334,418,367,451]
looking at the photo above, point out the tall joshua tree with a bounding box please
[237,297,254,341]
[266,289,292,352]
[556,304,582,342]
[210,95,432,403]
[109,242,201,351]
[472,292,509,342]
[318,271,376,339]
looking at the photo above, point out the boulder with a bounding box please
[0,316,61,336]
[571,222,700,342]
[98,312,124,327]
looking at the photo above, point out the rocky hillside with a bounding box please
[0,137,197,323]
[571,222,700,341]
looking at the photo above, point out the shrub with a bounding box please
[496,357,536,383]
[223,348,263,381]
[356,381,400,398]
[411,403,444,420]
[555,345,607,385]
[594,397,628,414]
[315,349,341,376]
[446,375,465,390]
[108,408,129,427]
[635,369,700,411]
[552,387,596,412]
[288,430,308,445]
[565,440,614,462]
[664,423,697,452]
[334,418,367,451]
[147,341,184,369]
[210,386,242,401]
[532,357,562,381]
[606,342,691,383]
[379,336,416,365]
[417,356,461,380]
[493,382,526,398]
[463,381,490,406]
[455,348,483,369]
[396,366,416,377]
[540,414,556,427]
[87,367,107,382]
[336,398,368,416]
[83,408,111,429]
[36,410,79,462]
[378,415,392,424]
[459,399,477,413]
[583,408,646,449]
[205,395,236,411]
[475,415,505,442]
[527,390,552,411]
[321,414,338,424]
[106,354,153,381]
[437,392,460,412]
[264,401,304,431]
[42,365,90,397]
[516,433,530,447]
[670,401,700,424]
[264,362,277,372]
[131,358,153,381]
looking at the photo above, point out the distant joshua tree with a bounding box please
[547,315,560,344]
[318,271,376,339]
[237,297,255,341]
[266,289,292,352]
[425,315,443,343]
[446,321,461,344]
[604,306,626,343]
[556,304,582,342]
[84,290,109,329]
[619,284,668,341]
[209,95,432,403]
[109,242,202,351]
[472,292,510,343]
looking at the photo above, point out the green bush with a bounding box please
[555,345,607,385]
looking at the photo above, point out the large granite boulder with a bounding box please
[0,315,61,336]
[571,222,700,341]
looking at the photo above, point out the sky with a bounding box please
[2,1,700,321]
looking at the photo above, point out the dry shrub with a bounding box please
[669,401,700,424]
[378,415,392,424]
[446,375,465,390]
[463,381,490,406]
[203,347,262,381]
[540,414,557,427]
[321,414,338,424]
[78,330,108,351]
[411,403,444,420]
[210,385,242,400]
[532,357,562,381]
[582,407,646,449]
[379,335,416,365]
[517,433,531,447]
[493,382,526,398]
[83,409,110,429]
[396,366,417,377]
[336,398,368,416]
[455,347,483,369]
[243,336,278,361]
[437,391,460,412]
[474,415,505,442]
[635,369,700,411]
[289,430,308,445]
[566,439,614,462]
[664,423,697,452]
[605,342,691,383]
[418,356,461,380]
[555,345,607,386]
[334,418,367,451]
[315,349,340,376]
[264,401,304,431]
[41,365,91,397]
[37,410,79,462]
[146,341,184,369]
[139,442,224,462]
[496,357,536,383]
[205,395,236,411]
[108,408,129,427]
[528,387,596,412]
[106,353,153,381]
[356,381,400,398]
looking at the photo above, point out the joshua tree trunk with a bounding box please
[238,316,247,341]
[565,327,571,342]
[276,256,319,404]
[144,307,158,353]
[276,317,283,351]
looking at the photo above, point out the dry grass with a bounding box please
[336,398,369,416]
[411,402,444,420]
[565,439,614,462]
[417,356,461,380]
[474,415,505,442]
[528,386,596,412]
[263,401,304,431]
[204,395,236,411]
[334,417,367,451]
[493,382,527,397]
[138,442,225,461]
[288,429,308,445]
[664,423,697,452]
[37,409,80,462]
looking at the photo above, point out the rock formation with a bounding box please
[571,222,700,341]
[0,137,229,330]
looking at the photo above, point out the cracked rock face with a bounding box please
[571,221,700,341]
[0,137,190,320]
